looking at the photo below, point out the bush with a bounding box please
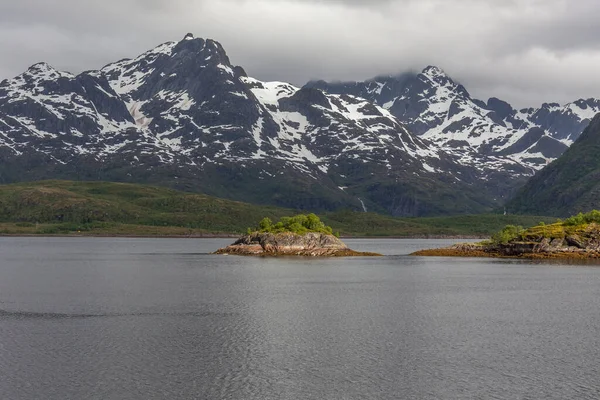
[258,217,273,231]
[565,213,586,226]
[249,213,334,235]
[491,225,524,245]
[564,210,600,226]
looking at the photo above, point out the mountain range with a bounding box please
[0,33,598,216]
[307,68,599,170]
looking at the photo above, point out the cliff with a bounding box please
[215,232,381,257]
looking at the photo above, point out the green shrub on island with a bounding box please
[491,224,524,245]
[248,214,336,236]
[564,210,600,226]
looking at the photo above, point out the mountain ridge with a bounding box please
[0,33,597,216]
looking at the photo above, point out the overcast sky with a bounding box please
[1,0,598,108]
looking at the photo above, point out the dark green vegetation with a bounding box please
[0,180,557,237]
[250,214,335,235]
[507,114,600,216]
[564,210,600,226]
[490,225,525,245]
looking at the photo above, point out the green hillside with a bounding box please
[0,180,293,235]
[507,114,600,216]
[0,180,557,237]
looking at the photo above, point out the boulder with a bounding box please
[566,234,587,249]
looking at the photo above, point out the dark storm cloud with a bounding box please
[0,0,599,107]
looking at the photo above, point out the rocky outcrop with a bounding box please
[215,232,381,257]
[413,227,600,260]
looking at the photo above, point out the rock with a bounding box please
[536,237,552,252]
[566,235,587,249]
[411,243,497,258]
[215,232,381,257]
[587,239,600,251]
[498,242,538,256]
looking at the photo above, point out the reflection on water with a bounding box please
[0,237,599,399]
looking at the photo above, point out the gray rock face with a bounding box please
[487,97,513,121]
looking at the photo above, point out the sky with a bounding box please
[0,0,599,108]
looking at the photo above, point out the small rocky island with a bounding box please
[215,214,381,257]
[413,211,600,259]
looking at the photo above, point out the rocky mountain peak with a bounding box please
[289,87,331,109]
[421,65,445,78]
[487,97,515,120]
[540,102,561,110]
[419,65,454,86]
[420,66,472,100]
[166,35,232,70]
[27,62,55,72]
[21,62,72,81]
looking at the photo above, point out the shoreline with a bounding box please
[344,235,485,240]
[0,233,239,239]
[412,246,600,260]
[0,233,485,240]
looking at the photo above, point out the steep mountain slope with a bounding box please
[506,114,600,216]
[307,68,600,170]
[0,34,522,216]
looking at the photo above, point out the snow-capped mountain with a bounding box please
[0,34,576,216]
[307,67,600,170]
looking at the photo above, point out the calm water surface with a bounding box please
[1,237,600,399]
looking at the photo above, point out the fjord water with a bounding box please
[1,238,599,399]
